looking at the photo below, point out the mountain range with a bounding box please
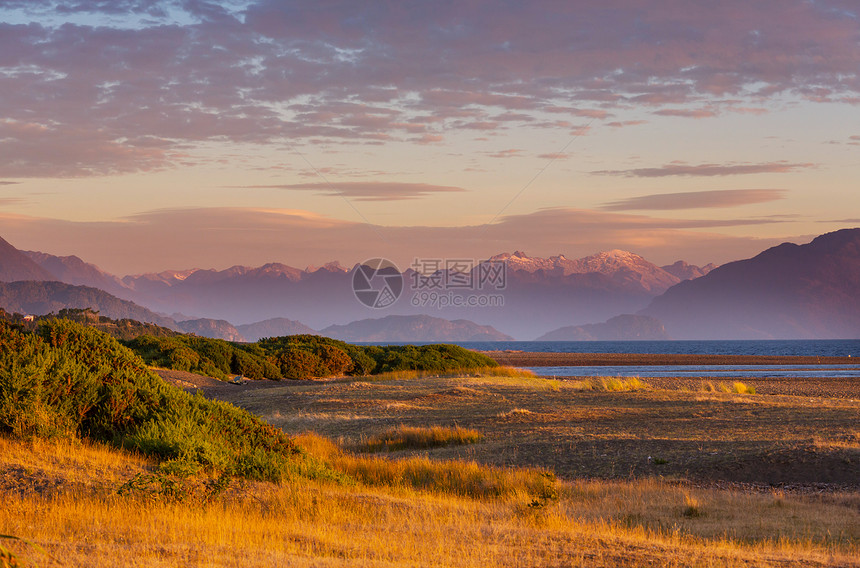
[2,229,858,340]
[537,315,669,341]
[9,238,716,339]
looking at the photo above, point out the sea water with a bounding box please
[358,339,860,378]
[452,339,860,357]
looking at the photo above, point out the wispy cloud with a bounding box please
[602,189,787,211]
[653,108,719,119]
[0,181,22,186]
[592,162,816,178]
[233,182,467,201]
[486,149,524,159]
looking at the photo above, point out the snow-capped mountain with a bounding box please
[487,249,685,294]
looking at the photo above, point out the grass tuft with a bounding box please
[361,425,484,452]
[370,365,534,381]
[571,377,650,392]
[682,493,702,518]
[730,381,756,394]
[701,381,756,394]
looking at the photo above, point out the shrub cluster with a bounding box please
[125,332,498,381]
[0,319,340,483]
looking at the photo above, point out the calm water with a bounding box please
[525,364,860,379]
[453,339,860,357]
[360,339,860,378]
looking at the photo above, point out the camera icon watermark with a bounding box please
[352,258,404,308]
[352,257,506,309]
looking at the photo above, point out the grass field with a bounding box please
[209,372,860,487]
[2,370,859,567]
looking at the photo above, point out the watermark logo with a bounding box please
[352,257,507,309]
[352,258,404,308]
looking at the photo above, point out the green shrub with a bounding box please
[125,329,499,382]
[0,320,343,483]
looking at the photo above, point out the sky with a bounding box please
[0,0,858,275]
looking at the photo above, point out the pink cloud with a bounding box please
[592,161,816,178]
[601,189,787,211]
[607,120,648,128]
[486,149,523,159]
[653,108,719,119]
[0,1,858,176]
[232,181,467,201]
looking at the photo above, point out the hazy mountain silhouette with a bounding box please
[320,314,513,342]
[0,280,176,327]
[642,229,860,339]
[176,318,245,342]
[536,314,669,341]
[237,318,317,342]
[24,250,129,297]
[5,235,720,339]
[660,260,717,281]
[0,237,54,282]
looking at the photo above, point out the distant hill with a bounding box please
[23,250,129,297]
[660,260,717,281]
[536,314,669,341]
[0,280,177,328]
[643,229,860,339]
[237,317,317,342]
[176,318,245,342]
[320,314,513,342]
[0,236,54,282]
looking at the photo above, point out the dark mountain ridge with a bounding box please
[642,229,860,339]
[0,280,177,328]
[0,236,54,282]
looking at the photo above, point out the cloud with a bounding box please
[653,108,718,119]
[0,119,176,177]
[602,189,787,211]
[486,149,524,159]
[592,162,816,178]
[0,181,22,185]
[0,1,859,176]
[0,206,791,274]
[233,182,467,201]
[606,120,648,128]
[536,152,571,160]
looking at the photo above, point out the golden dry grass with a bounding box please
[4,371,860,567]
[360,424,484,452]
[2,435,858,567]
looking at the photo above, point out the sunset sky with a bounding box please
[0,0,858,275]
